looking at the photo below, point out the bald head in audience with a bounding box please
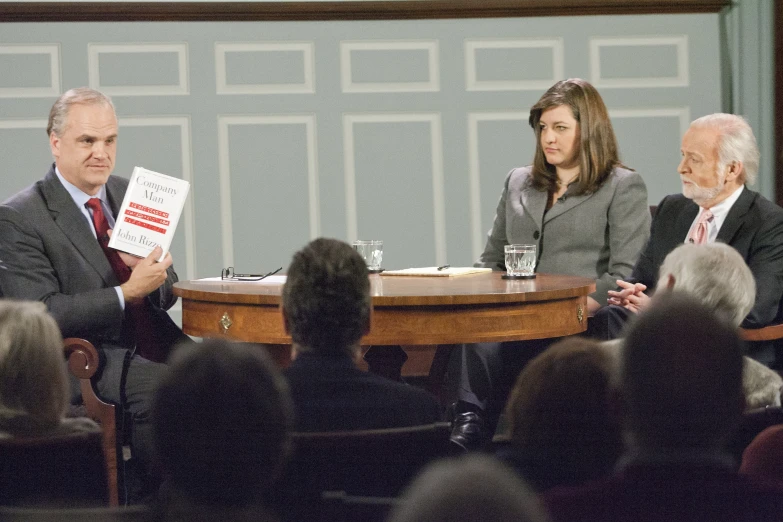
[621,293,745,451]
[389,454,550,522]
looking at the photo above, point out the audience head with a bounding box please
[621,293,745,452]
[388,454,550,522]
[47,87,115,138]
[282,237,370,357]
[505,337,622,486]
[0,300,68,433]
[657,242,755,327]
[679,113,758,207]
[740,425,783,487]
[152,339,293,506]
[528,78,621,194]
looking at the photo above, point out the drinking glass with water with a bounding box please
[352,240,383,272]
[504,244,536,279]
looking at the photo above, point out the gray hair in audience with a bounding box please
[388,455,551,522]
[47,87,115,137]
[657,242,755,327]
[690,113,759,185]
[622,293,745,451]
[0,300,67,429]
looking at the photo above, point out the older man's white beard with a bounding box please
[681,175,725,206]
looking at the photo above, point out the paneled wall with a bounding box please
[0,10,734,322]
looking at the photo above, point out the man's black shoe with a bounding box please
[450,411,487,451]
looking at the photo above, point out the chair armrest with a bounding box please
[740,324,783,342]
[63,338,119,507]
[64,337,102,380]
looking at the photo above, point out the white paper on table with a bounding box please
[380,267,492,277]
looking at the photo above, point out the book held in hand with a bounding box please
[107,166,190,261]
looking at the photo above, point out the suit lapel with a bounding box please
[519,182,547,232]
[543,190,594,224]
[41,167,117,286]
[716,187,755,243]
[673,200,699,244]
[105,176,124,218]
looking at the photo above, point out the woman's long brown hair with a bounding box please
[528,78,627,195]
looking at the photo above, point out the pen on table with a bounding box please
[437,264,450,271]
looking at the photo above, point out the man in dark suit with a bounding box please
[0,87,187,502]
[592,113,783,365]
[282,238,441,432]
[545,294,783,522]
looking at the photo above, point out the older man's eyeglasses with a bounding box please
[221,266,282,281]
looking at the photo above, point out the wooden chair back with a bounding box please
[273,422,456,521]
[0,505,147,521]
[63,338,119,506]
[740,323,783,343]
[0,431,108,507]
[728,406,783,462]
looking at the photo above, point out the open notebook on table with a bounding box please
[380,267,492,277]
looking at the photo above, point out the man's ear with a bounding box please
[49,132,61,159]
[665,274,676,289]
[725,160,743,183]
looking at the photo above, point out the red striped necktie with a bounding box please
[85,198,165,362]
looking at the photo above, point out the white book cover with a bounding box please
[107,166,190,261]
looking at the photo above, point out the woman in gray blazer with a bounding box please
[452,78,650,449]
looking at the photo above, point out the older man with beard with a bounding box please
[590,113,783,367]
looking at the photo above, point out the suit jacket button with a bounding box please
[533,231,540,240]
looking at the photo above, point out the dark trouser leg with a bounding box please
[95,347,167,504]
[746,340,777,368]
[585,305,634,340]
[448,339,554,435]
[450,342,503,412]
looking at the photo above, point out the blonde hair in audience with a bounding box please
[689,113,759,185]
[658,242,755,327]
[0,300,68,428]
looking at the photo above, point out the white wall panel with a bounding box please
[88,43,189,96]
[0,45,60,98]
[591,36,689,88]
[215,42,315,95]
[340,40,439,93]
[465,38,564,92]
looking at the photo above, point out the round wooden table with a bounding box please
[174,272,595,374]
